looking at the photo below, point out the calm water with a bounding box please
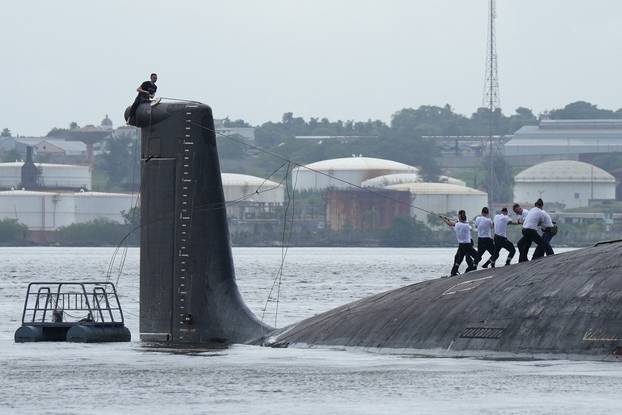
[1,247,621,415]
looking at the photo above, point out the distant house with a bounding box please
[3,137,87,162]
[213,119,256,141]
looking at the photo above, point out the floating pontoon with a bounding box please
[14,282,131,343]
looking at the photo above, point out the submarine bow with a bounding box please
[267,241,622,359]
[134,101,271,344]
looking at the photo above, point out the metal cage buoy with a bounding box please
[14,282,131,343]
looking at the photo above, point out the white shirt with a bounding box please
[519,208,529,222]
[541,210,554,229]
[523,207,545,230]
[493,214,513,238]
[475,216,493,238]
[455,221,472,244]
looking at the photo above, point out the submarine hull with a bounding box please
[267,241,622,360]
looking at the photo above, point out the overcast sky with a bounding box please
[2,0,621,136]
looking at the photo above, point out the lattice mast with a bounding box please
[483,0,499,205]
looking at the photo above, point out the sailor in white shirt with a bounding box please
[532,207,556,259]
[474,207,495,268]
[442,210,478,276]
[516,199,549,262]
[483,207,517,267]
[512,203,529,223]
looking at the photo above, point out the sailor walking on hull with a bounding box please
[532,204,556,259]
[443,210,479,277]
[475,207,495,268]
[517,199,549,262]
[484,207,516,267]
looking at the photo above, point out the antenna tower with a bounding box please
[483,0,499,206]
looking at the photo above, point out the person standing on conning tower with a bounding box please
[127,73,158,125]
[443,210,478,277]
[475,207,495,268]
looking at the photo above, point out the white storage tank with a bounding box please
[361,173,466,188]
[0,190,135,231]
[0,162,22,189]
[293,156,417,191]
[221,173,283,204]
[0,190,75,231]
[73,192,136,224]
[0,162,91,190]
[513,160,616,209]
[385,182,488,223]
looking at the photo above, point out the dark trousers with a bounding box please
[491,234,516,264]
[451,242,478,275]
[128,96,148,123]
[532,230,555,259]
[517,228,547,262]
[476,237,495,263]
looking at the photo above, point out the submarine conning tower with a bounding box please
[129,100,272,345]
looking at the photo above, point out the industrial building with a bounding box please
[385,182,488,223]
[361,172,466,188]
[293,156,418,191]
[0,161,91,190]
[513,160,616,209]
[325,189,411,231]
[0,190,135,232]
[504,119,622,164]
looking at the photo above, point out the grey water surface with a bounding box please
[1,247,621,415]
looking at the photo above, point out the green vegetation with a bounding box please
[0,218,28,244]
[57,217,138,246]
[94,135,140,192]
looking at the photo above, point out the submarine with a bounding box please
[130,99,622,360]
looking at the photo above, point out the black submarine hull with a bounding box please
[135,99,622,360]
[267,241,622,359]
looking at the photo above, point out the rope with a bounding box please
[260,162,296,327]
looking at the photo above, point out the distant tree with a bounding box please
[217,134,247,159]
[508,107,538,133]
[0,218,28,244]
[482,154,514,203]
[94,136,140,191]
[69,121,79,129]
[545,101,619,120]
[1,128,11,137]
[382,217,432,247]
[57,218,132,246]
[46,127,69,138]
